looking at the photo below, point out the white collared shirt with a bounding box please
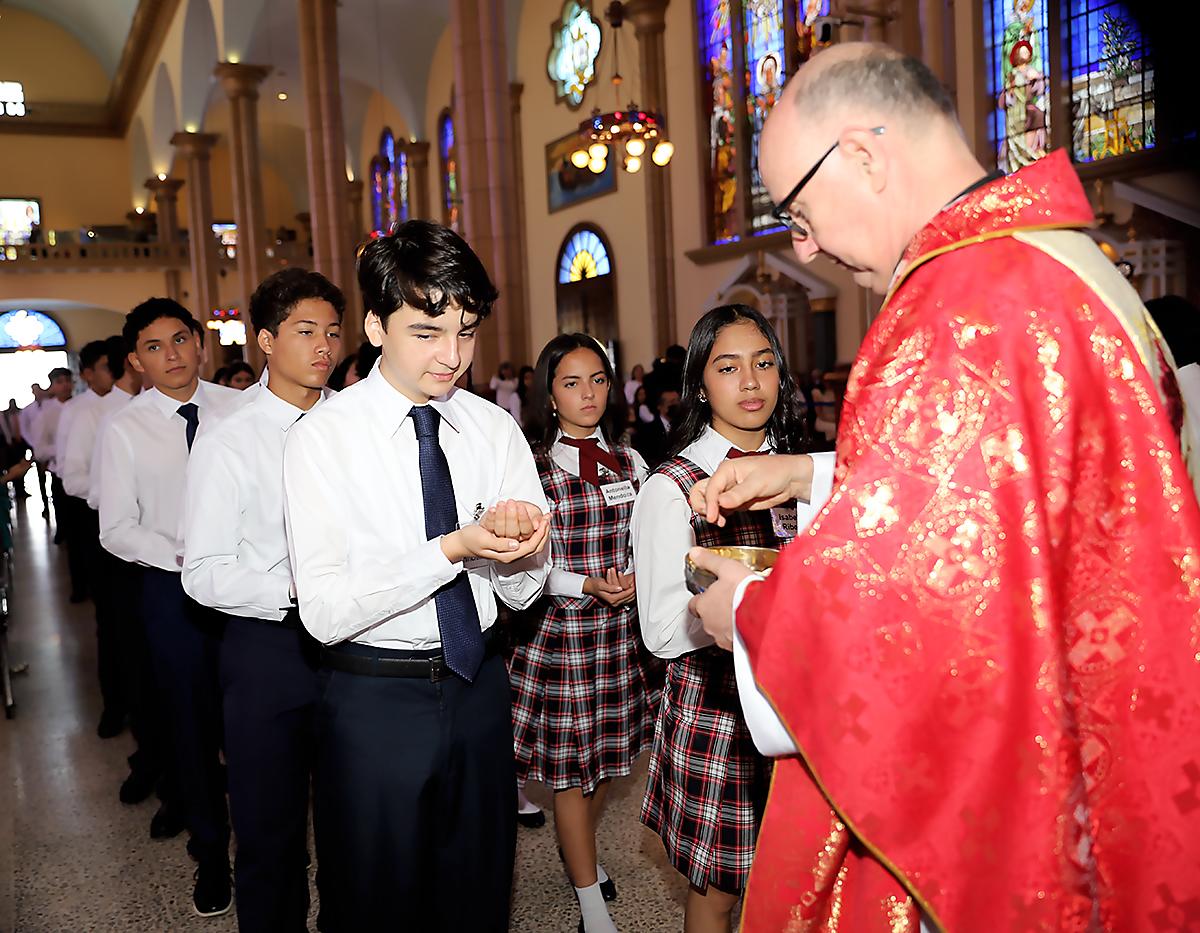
[97,381,244,572]
[282,362,551,648]
[630,425,836,660]
[34,397,66,466]
[18,400,42,451]
[58,388,122,499]
[182,386,319,621]
[546,429,649,598]
[86,387,137,511]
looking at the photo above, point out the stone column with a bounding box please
[452,0,526,379]
[508,83,530,364]
[919,0,947,83]
[170,131,222,375]
[215,61,271,370]
[624,0,677,351]
[146,175,186,302]
[405,141,431,220]
[346,178,364,244]
[297,0,360,345]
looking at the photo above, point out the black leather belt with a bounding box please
[321,627,501,681]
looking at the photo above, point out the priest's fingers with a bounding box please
[686,545,748,581]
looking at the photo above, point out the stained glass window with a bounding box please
[439,110,460,232]
[367,129,412,236]
[557,228,611,284]
[0,309,67,350]
[985,0,1051,173]
[698,0,828,245]
[548,1,602,109]
[1067,1,1154,162]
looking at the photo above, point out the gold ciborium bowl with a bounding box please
[684,546,779,595]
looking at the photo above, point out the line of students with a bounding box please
[63,218,836,932]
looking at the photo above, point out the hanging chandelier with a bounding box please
[569,1,674,175]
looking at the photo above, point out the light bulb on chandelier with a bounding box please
[624,155,642,173]
[571,149,590,169]
[651,140,675,166]
[625,137,646,158]
[588,155,607,174]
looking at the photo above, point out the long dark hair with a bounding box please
[669,304,807,457]
[527,333,626,456]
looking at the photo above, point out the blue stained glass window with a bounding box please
[381,130,397,228]
[700,0,738,245]
[1066,0,1154,162]
[397,151,410,224]
[370,157,385,235]
[557,229,611,284]
[0,309,67,350]
[985,0,1051,173]
[439,111,460,231]
[744,0,786,234]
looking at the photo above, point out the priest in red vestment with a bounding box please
[688,43,1200,931]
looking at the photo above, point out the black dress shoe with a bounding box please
[192,859,233,918]
[119,769,156,805]
[516,808,546,829]
[150,804,186,839]
[97,710,125,738]
[599,876,617,902]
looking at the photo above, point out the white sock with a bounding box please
[574,882,618,933]
[596,864,609,884]
[516,785,541,815]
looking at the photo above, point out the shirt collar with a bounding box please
[145,382,201,420]
[693,424,771,467]
[361,360,462,436]
[554,427,607,451]
[253,383,319,432]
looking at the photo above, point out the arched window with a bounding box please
[557,227,611,283]
[555,225,617,349]
[0,309,67,350]
[368,128,412,236]
[698,0,828,245]
[985,0,1154,171]
[438,109,460,232]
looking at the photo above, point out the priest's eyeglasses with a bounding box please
[769,126,885,241]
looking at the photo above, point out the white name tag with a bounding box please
[771,504,798,539]
[600,480,636,506]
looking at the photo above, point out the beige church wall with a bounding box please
[45,306,129,349]
[0,272,177,329]
[423,24,456,226]
[0,136,133,232]
[514,0,655,372]
[0,8,110,107]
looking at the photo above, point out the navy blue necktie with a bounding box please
[177,402,200,453]
[410,405,484,681]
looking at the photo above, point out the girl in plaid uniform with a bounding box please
[630,306,811,933]
[509,333,658,933]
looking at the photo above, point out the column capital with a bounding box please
[403,139,431,166]
[170,131,219,155]
[214,62,272,100]
[621,0,669,34]
[145,176,185,197]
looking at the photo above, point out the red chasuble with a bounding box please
[737,150,1200,931]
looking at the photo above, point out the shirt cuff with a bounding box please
[548,567,586,598]
[731,574,799,757]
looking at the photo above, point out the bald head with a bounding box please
[784,42,959,133]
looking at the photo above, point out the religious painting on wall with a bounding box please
[546,131,616,213]
[986,0,1051,172]
[548,0,603,109]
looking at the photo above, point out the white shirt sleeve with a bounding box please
[97,424,179,569]
[732,451,838,757]
[631,473,713,659]
[548,568,587,598]
[182,434,292,618]
[58,409,95,499]
[486,418,552,611]
[283,426,464,645]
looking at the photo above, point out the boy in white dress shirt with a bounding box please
[97,298,242,918]
[182,268,344,932]
[282,220,552,932]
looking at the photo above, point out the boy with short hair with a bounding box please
[182,268,345,931]
[282,220,551,931]
[97,298,241,918]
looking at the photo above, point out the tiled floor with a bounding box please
[0,494,688,931]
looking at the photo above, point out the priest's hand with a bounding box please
[686,546,753,651]
[689,454,815,526]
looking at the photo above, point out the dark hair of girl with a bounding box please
[527,333,626,456]
[668,304,807,457]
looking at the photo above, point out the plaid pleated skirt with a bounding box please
[641,646,772,894]
[509,597,658,795]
